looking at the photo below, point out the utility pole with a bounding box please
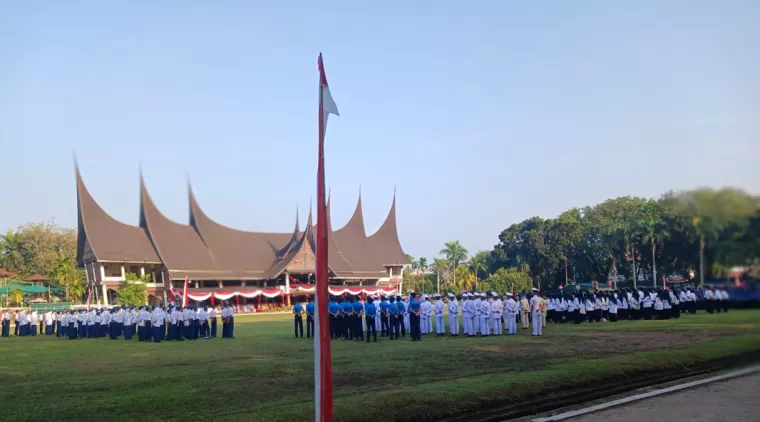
[631,244,637,290]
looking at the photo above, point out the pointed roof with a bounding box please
[140,175,218,279]
[333,192,388,278]
[368,191,411,266]
[75,164,160,265]
[188,184,292,279]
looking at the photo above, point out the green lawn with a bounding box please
[0,310,759,422]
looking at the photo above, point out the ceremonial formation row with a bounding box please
[291,286,734,341]
[0,303,238,341]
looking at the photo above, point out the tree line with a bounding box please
[405,187,759,294]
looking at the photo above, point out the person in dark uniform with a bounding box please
[388,296,399,340]
[329,296,340,339]
[293,300,304,338]
[341,296,353,340]
[379,295,390,336]
[365,296,378,343]
[408,293,422,341]
[352,296,364,341]
[306,297,315,339]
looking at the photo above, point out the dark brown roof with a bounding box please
[140,176,219,279]
[76,165,161,265]
[367,192,411,266]
[333,193,388,278]
[188,185,293,279]
[25,274,48,281]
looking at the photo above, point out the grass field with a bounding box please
[1,310,759,422]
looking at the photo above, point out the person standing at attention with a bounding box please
[364,296,378,343]
[505,293,518,335]
[293,299,304,338]
[209,305,217,338]
[530,288,543,336]
[408,292,422,341]
[434,294,445,336]
[1,308,10,337]
[305,297,315,339]
[447,293,459,336]
[520,294,530,330]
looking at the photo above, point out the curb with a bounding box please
[530,365,760,422]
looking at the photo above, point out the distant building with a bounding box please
[75,164,410,306]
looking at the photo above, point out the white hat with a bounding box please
[447,292,455,298]
[505,292,513,297]
[531,288,539,292]
[480,292,487,297]
[434,293,440,297]
[491,292,498,297]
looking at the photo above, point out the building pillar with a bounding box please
[120,265,125,279]
[101,283,109,306]
[140,266,145,278]
[218,280,223,288]
[285,272,290,294]
[100,263,106,282]
[194,281,199,288]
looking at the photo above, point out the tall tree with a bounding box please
[635,200,669,288]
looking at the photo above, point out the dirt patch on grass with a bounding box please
[571,330,724,354]
[471,345,510,353]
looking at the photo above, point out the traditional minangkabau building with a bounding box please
[75,164,410,307]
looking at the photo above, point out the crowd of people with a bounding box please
[291,286,734,341]
[0,302,238,342]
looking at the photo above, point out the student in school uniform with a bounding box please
[28,310,38,337]
[530,289,543,336]
[372,296,382,335]
[198,305,209,339]
[461,293,470,336]
[609,293,619,322]
[505,293,518,334]
[209,305,218,338]
[585,294,595,323]
[150,305,164,343]
[670,290,680,319]
[1,309,10,337]
[577,293,586,324]
[123,307,134,340]
[67,311,78,340]
[490,292,503,335]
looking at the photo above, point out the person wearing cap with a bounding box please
[520,293,530,330]
[461,293,470,336]
[447,293,459,336]
[470,292,481,336]
[491,292,503,335]
[476,293,488,336]
[379,295,390,337]
[150,304,164,343]
[305,297,315,339]
[408,292,422,341]
[505,293,518,334]
[124,306,135,340]
[432,294,445,336]
[364,296,378,343]
[388,296,399,340]
[398,295,407,337]
[65,310,76,340]
[419,295,430,335]
[529,289,543,336]
[328,296,340,339]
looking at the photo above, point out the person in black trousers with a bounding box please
[408,293,422,341]
[293,300,304,338]
[305,297,315,339]
[365,296,378,343]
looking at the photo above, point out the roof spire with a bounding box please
[295,204,300,232]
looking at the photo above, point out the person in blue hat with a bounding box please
[364,296,378,343]
[388,296,399,340]
[293,299,304,338]
[328,296,340,339]
[408,293,422,341]
[306,297,315,339]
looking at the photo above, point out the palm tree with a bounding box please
[440,240,468,288]
[0,231,25,272]
[636,201,670,288]
[418,257,428,272]
[431,258,451,293]
[406,254,417,270]
[469,252,488,292]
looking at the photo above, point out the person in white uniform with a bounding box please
[461,293,470,336]
[490,292,503,334]
[433,294,445,336]
[447,293,459,336]
[530,288,543,336]
[505,293,518,334]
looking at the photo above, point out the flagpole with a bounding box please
[315,53,334,422]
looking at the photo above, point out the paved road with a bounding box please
[567,373,760,422]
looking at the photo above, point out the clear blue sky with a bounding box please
[1,1,758,261]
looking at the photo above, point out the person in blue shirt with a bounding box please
[293,300,304,338]
[408,293,422,341]
[341,297,354,340]
[379,295,390,337]
[329,297,340,339]
[352,296,364,341]
[388,296,399,339]
[364,297,378,343]
[305,297,315,339]
[398,295,408,337]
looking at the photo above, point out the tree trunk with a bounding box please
[651,237,657,288]
[699,234,705,287]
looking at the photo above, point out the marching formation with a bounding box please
[291,286,734,341]
[0,302,238,342]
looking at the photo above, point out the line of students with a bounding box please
[0,302,237,342]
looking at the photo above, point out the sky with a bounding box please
[1,1,758,261]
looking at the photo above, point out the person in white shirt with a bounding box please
[18,310,28,336]
[479,293,491,336]
[419,296,431,335]
[505,293,518,334]
[67,310,78,340]
[221,302,236,339]
[461,294,470,336]
[432,294,445,336]
[44,311,54,335]
[608,293,619,322]
[198,305,209,339]
[123,306,135,340]
[150,305,165,343]
[447,293,459,336]
[29,310,38,337]
[183,306,193,340]
[1,309,10,337]
[490,292,503,335]
[529,289,543,336]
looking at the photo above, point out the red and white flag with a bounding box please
[182,276,189,307]
[315,53,339,422]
